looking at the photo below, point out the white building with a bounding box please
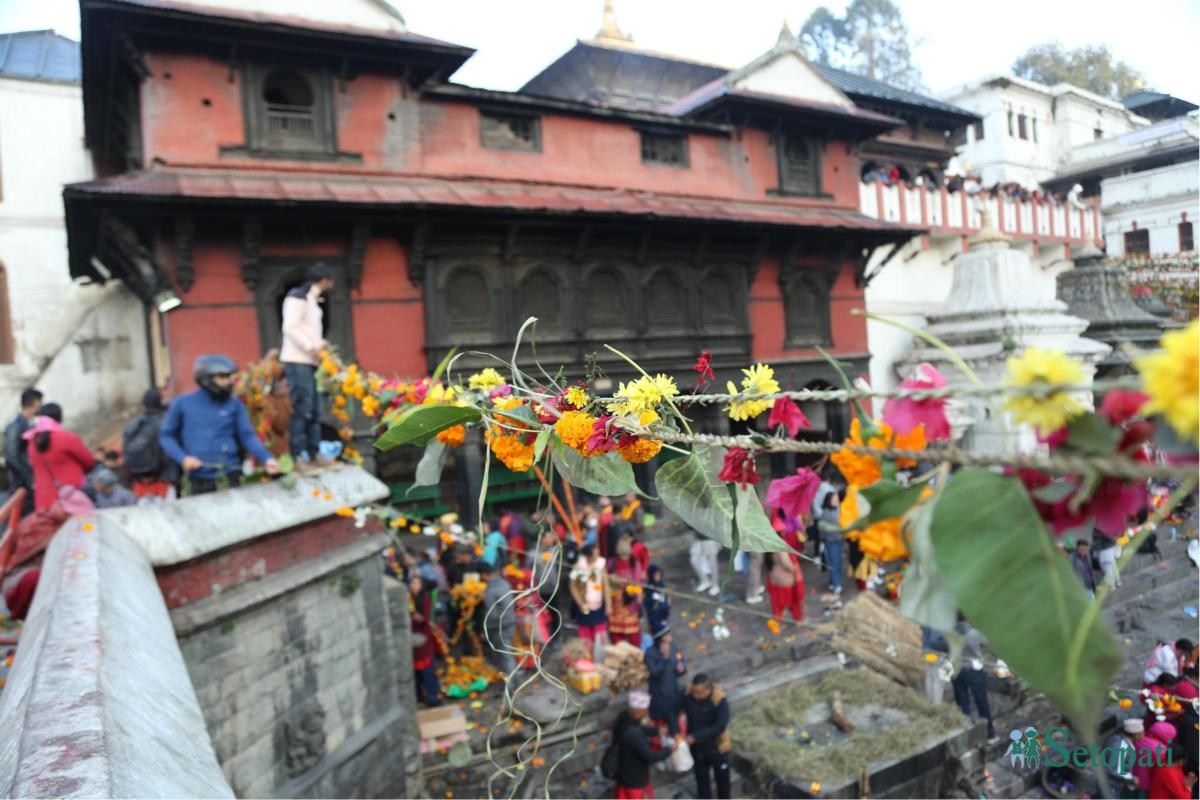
[940,74,1148,187]
[1047,116,1199,258]
[0,31,148,440]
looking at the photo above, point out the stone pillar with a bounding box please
[455,426,486,526]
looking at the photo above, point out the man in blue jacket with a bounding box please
[160,354,277,495]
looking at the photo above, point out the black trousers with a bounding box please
[952,667,995,738]
[182,472,242,496]
[694,752,731,799]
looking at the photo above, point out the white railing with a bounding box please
[859,180,1103,245]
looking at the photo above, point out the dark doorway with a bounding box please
[254,258,354,360]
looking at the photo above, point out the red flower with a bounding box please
[766,467,820,519]
[693,351,715,386]
[718,448,760,488]
[1038,426,1069,448]
[535,396,559,424]
[768,397,811,437]
[1098,390,1150,426]
[1017,469,1088,536]
[883,363,951,441]
[586,415,619,454]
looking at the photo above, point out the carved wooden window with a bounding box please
[516,267,562,328]
[480,112,541,151]
[700,270,736,326]
[445,267,492,328]
[1124,229,1150,259]
[646,270,685,328]
[781,269,834,348]
[778,135,820,196]
[1179,221,1194,252]
[640,132,688,167]
[584,267,626,331]
[243,65,335,156]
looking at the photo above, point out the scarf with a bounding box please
[620,499,641,521]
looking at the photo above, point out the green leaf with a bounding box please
[278,473,298,491]
[656,447,733,547]
[1065,413,1120,456]
[897,497,957,643]
[734,484,790,553]
[930,468,1121,735]
[845,479,926,532]
[431,346,458,382]
[533,428,552,463]
[496,403,540,428]
[549,436,638,496]
[1032,480,1077,504]
[276,453,295,474]
[374,404,481,451]
[411,440,447,489]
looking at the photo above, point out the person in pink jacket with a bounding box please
[280,263,334,468]
[1132,720,1176,791]
[24,404,95,512]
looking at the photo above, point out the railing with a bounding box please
[859,181,1103,245]
[265,104,315,139]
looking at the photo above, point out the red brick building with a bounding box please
[67,0,927,447]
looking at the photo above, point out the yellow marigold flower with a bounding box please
[564,385,590,409]
[335,507,355,518]
[468,368,506,391]
[847,516,907,562]
[368,376,382,393]
[555,410,595,452]
[1003,347,1086,435]
[924,653,938,664]
[617,437,663,464]
[361,396,380,417]
[491,434,534,473]
[725,363,780,421]
[425,384,455,404]
[493,395,524,411]
[333,395,347,409]
[609,374,678,415]
[1137,320,1198,442]
[437,424,466,447]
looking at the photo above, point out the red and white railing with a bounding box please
[859,181,1103,245]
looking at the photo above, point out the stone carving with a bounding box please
[283,703,327,777]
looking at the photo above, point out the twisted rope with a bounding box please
[638,428,1195,481]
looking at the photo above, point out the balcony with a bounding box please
[859,180,1103,246]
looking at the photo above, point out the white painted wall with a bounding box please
[734,53,854,107]
[1102,161,1200,256]
[0,75,148,438]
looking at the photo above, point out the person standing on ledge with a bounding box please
[280,262,334,470]
[160,354,277,495]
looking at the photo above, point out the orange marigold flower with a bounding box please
[437,424,467,447]
[847,516,907,562]
[555,410,596,452]
[766,618,781,635]
[335,507,355,518]
[831,418,882,486]
[333,395,347,409]
[1118,698,1133,709]
[617,436,663,464]
[491,434,534,473]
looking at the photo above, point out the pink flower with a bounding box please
[718,448,759,488]
[766,467,820,520]
[1090,477,1147,537]
[489,384,513,401]
[1098,390,1150,426]
[768,397,811,437]
[534,396,559,424]
[694,351,715,386]
[586,415,619,454]
[883,363,951,441]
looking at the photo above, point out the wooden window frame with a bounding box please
[480,111,542,152]
[971,119,984,142]
[1017,114,1028,140]
[239,63,338,160]
[638,130,689,167]
[780,267,836,349]
[1179,221,1194,252]
[774,134,823,198]
[1124,229,1150,259]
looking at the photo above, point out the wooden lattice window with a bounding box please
[778,135,820,196]
[640,132,688,167]
[1124,229,1150,258]
[243,65,335,156]
[481,112,541,151]
[1179,221,1194,252]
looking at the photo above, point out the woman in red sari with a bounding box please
[608,534,646,646]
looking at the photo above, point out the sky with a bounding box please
[1,0,1196,100]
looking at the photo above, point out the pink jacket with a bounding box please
[279,284,324,365]
[1132,721,1176,789]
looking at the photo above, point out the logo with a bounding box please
[1007,726,1173,772]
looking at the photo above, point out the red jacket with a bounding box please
[1148,764,1190,799]
[28,430,95,511]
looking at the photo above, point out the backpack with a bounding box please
[600,721,622,780]
[123,414,164,477]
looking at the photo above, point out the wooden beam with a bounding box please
[241,217,261,290]
[572,225,593,264]
[173,216,195,292]
[501,224,520,265]
[635,230,652,266]
[347,220,370,289]
[408,220,430,286]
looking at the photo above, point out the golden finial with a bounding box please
[594,0,633,45]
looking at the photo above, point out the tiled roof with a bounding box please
[0,30,80,84]
[66,168,919,235]
[813,63,978,123]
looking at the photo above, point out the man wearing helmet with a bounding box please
[160,354,278,494]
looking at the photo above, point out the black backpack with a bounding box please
[600,720,622,780]
[123,414,164,477]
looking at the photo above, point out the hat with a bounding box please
[1123,718,1144,735]
[92,468,119,488]
[653,625,671,641]
[628,691,651,710]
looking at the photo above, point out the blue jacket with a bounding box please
[160,390,272,479]
[645,644,686,725]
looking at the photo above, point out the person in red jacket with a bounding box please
[23,404,95,512]
[1148,742,1195,799]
